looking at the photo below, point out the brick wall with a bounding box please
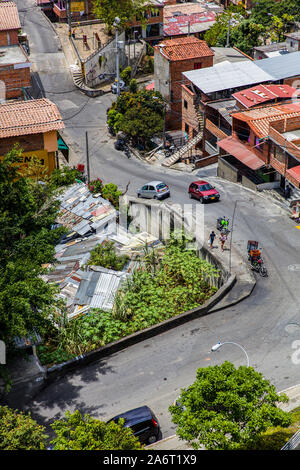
[169,55,213,129]
[0,64,31,99]
[0,30,19,46]
[181,84,198,139]
[0,133,44,156]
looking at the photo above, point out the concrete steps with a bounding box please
[71,66,105,97]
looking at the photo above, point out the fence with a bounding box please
[281,429,300,450]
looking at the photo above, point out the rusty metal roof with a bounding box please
[218,136,265,171]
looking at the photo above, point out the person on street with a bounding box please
[209,231,216,249]
[220,232,227,252]
[285,184,291,200]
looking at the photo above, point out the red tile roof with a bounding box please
[232,102,300,138]
[0,2,21,31]
[154,37,214,61]
[233,84,296,109]
[0,98,65,138]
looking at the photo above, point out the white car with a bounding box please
[137,181,170,200]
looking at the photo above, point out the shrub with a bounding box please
[87,240,129,271]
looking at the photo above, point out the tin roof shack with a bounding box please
[0,98,64,176]
[0,1,21,47]
[217,102,300,192]
[154,36,214,129]
[233,84,297,110]
[0,43,31,99]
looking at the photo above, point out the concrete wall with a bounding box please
[217,156,239,183]
[154,49,170,101]
[84,32,127,88]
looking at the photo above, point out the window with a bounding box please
[184,100,188,109]
[194,62,202,70]
[151,10,160,17]
[185,123,189,134]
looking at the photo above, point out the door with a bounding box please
[148,185,156,198]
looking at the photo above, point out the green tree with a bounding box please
[222,19,265,55]
[0,405,48,450]
[169,361,291,450]
[204,5,246,46]
[93,0,154,32]
[0,147,64,348]
[50,410,143,450]
[108,89,164,147]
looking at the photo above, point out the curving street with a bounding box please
[17,0,300,440]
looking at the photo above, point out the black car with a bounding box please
[108,406,161,445]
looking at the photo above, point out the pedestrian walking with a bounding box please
[209,230,216,249]
[220,232,227,252]
[285,184,291,200]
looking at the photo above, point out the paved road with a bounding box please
[17,1,300,441]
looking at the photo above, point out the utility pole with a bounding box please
[86,131,90,184]
[226,17,230,48]
[113,17,121,96]
[67,0,72,36]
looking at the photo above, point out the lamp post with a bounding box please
[113,17,121,96]
[211,341,250,367]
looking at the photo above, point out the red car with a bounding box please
[188,180,220,203]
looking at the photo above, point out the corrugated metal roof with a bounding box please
[183,60,273,94]
[255,51,300,80]
[218,136,265,171]
[287,165,300,183]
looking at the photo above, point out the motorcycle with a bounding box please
[247,240,268,277]
[124,144,131,159]
[217,216,230,234]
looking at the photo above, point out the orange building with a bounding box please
[0,99,65,176]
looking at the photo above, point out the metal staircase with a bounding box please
[162,104,204,167]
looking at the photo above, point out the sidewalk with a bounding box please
[146,383,300,450]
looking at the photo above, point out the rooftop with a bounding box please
[255,51,300,80]
[163,1,222,37]
[154,36,214,61]
[232,102,300,138]
[212,46,251,64]
[285,32,300,40]
[0,1,21,31]
[183,59,272,95]
[0,44,30,65]
[183,51,300,95]
[0,98,64,138]
[233,84,297,109]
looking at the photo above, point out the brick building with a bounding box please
[0,99,65,176]
[0,1,21,46]
[154,36,214,129]
[126,0,164,44]
[217,102,300,191]
[52,0,94,21]
[0,45,31,99]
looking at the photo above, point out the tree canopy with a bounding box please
[0,405,48,450]
[169,361,291,450]
[50,410,143,450]
[107,89,164,148]
[93,0,155,31]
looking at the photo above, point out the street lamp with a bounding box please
[113,16,121,96]
[211,341,250,367]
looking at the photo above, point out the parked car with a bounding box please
[137,181,170,200]
[111,79,126,94]
[108,406,161,445]
[188,180,220,203]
